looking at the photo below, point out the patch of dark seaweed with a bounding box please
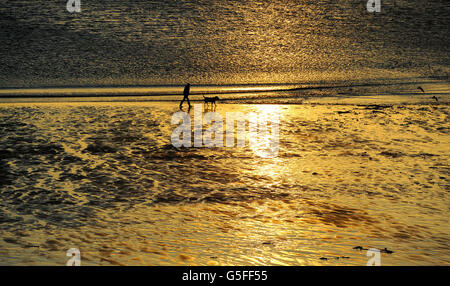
[379,150,406,158]
[0,160,13,187]
[379,151,438,159]
[84,142,117,154]
[362,104,393,110]
[409,153,438,158]
[304,201,379,228]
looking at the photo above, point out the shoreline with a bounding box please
[0,80,447,106]
[0,94,448,105]
[0,78,446,98]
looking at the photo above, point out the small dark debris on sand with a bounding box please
[353,246,394,254]
[363,105,393,110]
[319,256,351,261]
[381,248,394,254]
[379,151,405,158]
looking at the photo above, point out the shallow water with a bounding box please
[0,91,449,265]
[1,0,449,266]
[1,0,449,87]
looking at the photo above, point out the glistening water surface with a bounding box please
[1,0,449,266]
[1,0,449,87]
[0,95,448,265]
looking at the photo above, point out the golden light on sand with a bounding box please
[0,0,449,269]
[247,105,283,159]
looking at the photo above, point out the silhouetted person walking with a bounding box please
[180,83,191,109]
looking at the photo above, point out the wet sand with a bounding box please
[0,89,449,265]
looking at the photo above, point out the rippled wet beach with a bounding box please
[0,91,449,265]
[1,0,449,266]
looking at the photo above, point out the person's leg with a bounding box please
[179,97,185,109]
[187,97,191,108]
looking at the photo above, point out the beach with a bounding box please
[0,83,449,265]
[0,0,449,267]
